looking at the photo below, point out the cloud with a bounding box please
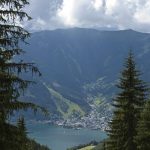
[25,0,64,30]
[25,0,150,32]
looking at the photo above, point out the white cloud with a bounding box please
[92,0,103,11]
[25,0,64,30]
[57,0,78,26]
[134,1,150,24]
[25,0,150,32]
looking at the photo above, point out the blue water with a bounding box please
[28,122,107,150]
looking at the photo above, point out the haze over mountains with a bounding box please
[21,28,150,119]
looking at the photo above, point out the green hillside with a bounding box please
[44,83,85,118]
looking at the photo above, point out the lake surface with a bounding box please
[28,122,107,150]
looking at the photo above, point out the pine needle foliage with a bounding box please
[106,51,148,150]
[0,0,41,122]
[135,100,150,150]
[0,0,45,149]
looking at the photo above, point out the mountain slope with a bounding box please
[21,28,150,118]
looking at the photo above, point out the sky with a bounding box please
[25,0,150,32]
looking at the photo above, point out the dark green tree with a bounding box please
[17,117,28,150]
[0,0,43,149]
[135,100,150,150]
[106,51,148,150]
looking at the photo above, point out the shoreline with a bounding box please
[27,119,109,131]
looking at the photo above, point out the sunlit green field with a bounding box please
[79,145,95,150]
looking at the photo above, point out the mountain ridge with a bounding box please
[20,28,150,119]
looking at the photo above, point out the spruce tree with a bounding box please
[135,100,150,150]
[0,0,42,149]
[17,117,28,150]
[106,51,148,150]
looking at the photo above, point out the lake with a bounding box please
[28,122,107,150]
